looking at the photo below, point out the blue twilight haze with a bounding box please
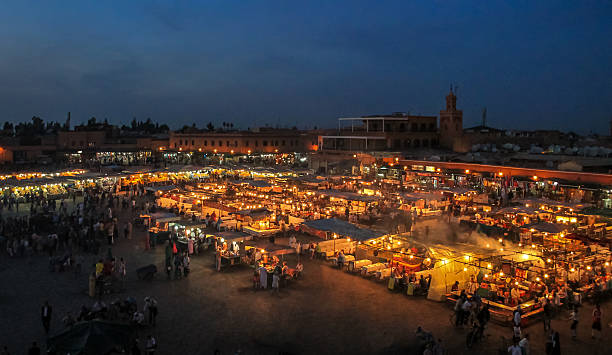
[0,0,610,133]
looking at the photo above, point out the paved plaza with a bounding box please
[1,212,611,354]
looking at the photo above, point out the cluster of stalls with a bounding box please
[298,212,612,325]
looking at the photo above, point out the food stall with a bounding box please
[232,208,280,236]
[140,212,180,244]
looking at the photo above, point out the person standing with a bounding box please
[272,268,280,294]
[591,303,602,340]
[41,301,52,335]
[259,265,268,289]
[569,305,579,339]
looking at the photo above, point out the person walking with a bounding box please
[27,342,40,355]
[41,301,52,335]
[519,333,530,355]
[550,330,560,355]
[512,306,522,339]
[542,299,553,332]
[144,297,158,326]
[119,257,127,290]
[591,303,602,340]
[131,338,141,355]
[569,305,579,339]
[507,337,521,355]
[145,335,157,354]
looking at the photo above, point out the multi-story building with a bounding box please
[319,113,438,151]
[168,128,317,154]
[319,89,462,152]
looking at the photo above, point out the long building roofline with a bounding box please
[339,116,436,121]
[398,159,612,186]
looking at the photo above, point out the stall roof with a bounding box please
[516,198,590,209]
[147,212,180,222]
[295,175,327,184]
[316,190,380,202]
[231,208,272,219]
[215,231,252,242]
[170,220,207,229]
[496,206,538,215]
[522,222,568,234]
[579,207,612,218]
[442,187,477,195]
[303,218,384,241]
[145,185,178,192]
[400,192,444,201]
[233,180,272,188]
[244,240,294,256]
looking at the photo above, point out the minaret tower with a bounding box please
[439,85,463,149]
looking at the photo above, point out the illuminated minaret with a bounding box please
[439,86,463,149]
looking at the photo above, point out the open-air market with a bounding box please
[1,159,612,354]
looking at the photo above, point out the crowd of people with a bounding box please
[450,280,605,354]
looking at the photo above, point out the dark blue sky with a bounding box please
[1,1,610,133]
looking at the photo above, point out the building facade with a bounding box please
[439,87,463,149]
[168,128,317,154]
[319,90,462,153]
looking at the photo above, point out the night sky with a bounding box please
[0,1,610,133]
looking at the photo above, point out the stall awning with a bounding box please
[302,218,384,241]
[214,231,253,243]
[233,180,273,188]
[145,185,178,192]
[149,212,180,222]
[244,240,294,256]
[315,190,380,202]
[231,208,272,220]
[522,222,567,234]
